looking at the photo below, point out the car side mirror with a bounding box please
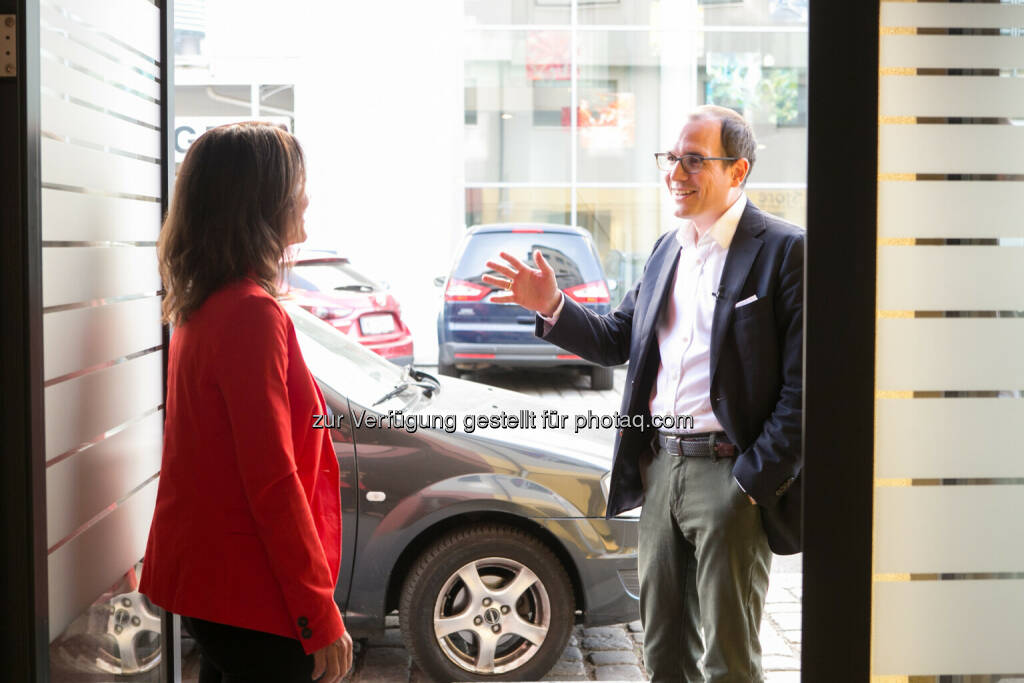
[433,276,446,287]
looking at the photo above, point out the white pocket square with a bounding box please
[735,294,758,308]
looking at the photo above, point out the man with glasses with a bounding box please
[485,105,803,681]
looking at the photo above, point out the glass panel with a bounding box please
[578,0,657,26]
[465,186,571,226]
[744,187,805,226]
[576,31,674,183]
[464,0,570,25]
[699,31,808,185]
[576,187,663,306]
[465,31,573,183]
[49,564,165,682]
[696,0,808,28]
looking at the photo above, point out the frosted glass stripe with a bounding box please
[879,125,1024,175]
[46,411,161,547]
[41,25,159,100]
[42,93,160,160]
[878,181,1024,239]
[881,4,1024,29]
[47,477,158,641]
[876,319,1024,391]
[43,296,163,381]
[40,2,158,79]
[872,580,1024,674]
[875,486,1024,574]
[42,247,160,308]
[880,75,1024,118]
[42,57,160,125]
[41,138,160,201]
[41,188,161,242]
[44,352,162,461]
[881,36,1024,70]
[45,0,159,62]
[878,247,1024,311]
[877,399,1024,479]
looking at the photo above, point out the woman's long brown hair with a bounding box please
[158,122,305,325]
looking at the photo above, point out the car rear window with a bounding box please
[289,261,379,293]
[453,231,603,288]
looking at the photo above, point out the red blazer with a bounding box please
[141,279,344,653]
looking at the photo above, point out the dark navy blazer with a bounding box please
[537,201,804,554]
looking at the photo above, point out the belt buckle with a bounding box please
[708,433,718,463]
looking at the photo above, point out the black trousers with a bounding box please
[182,615,315,683]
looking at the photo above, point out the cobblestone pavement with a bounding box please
[339,366,804,682]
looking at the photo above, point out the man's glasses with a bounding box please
[654,152,739,174]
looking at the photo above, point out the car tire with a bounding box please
[438,362,459,377]
[590,365,614,391]
[399,524,575,682]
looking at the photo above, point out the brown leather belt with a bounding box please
[657,431,737,462]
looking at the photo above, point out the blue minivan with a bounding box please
[437,224,615,390]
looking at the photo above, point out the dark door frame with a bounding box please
[801,0,879,679]
[0,1,173,680]
[0,1,47,681]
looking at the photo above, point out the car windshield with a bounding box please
[284,303,416,409]
[453,231,603,290]
[288,260,379,292]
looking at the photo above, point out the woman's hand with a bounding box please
[483,250,562,317]
[311,629,353,682]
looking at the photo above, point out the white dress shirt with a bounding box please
[649,193,747,433]
[540,193,747,434]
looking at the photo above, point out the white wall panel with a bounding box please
[878,246,1024,311]
[877,399,1024,479]
[877,319,1024,391]
[41,188,161,242]
[40,26,159,101]
[41,56,160,125]
[881,4,1024,29]
[46,411,162,547]
[40,1,158,80]
[881,35,1024,70]
[43,0,159,62]
[880,75,1024,119]
[878,181,1024,239]
[43,296,163,381]
[47,477,158,641]
[879,125,1024,175]
[42,93,161,160]
[875,486,1024,574]
[873,580,1024,675]
[44,352,163,461]
[41,138,160,198]
[42,247,160,308]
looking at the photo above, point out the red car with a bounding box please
[284,253,414,365]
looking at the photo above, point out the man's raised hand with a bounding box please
[483,250,561,316]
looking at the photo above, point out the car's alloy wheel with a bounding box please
[400,524,574,682]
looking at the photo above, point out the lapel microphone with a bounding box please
[711,286,726,300]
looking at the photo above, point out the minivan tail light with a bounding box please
[564,281,610,304]
[444,279,490,301]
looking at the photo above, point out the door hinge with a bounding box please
[1,15,15,78]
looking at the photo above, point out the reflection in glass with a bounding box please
[464,0,570,25]
[465,187,571,227]
[49,563,165,682]
[465,31,572,183]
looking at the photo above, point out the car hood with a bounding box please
[380,373,620,516]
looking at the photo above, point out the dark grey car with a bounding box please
[288,304,639,682]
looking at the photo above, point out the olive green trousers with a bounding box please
[638,444,773,682]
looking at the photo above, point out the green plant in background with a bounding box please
[758,68,799,125]
[706,53,800,126]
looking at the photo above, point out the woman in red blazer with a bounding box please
[141,123,352,683]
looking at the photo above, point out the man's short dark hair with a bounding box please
[690,105,757,187]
